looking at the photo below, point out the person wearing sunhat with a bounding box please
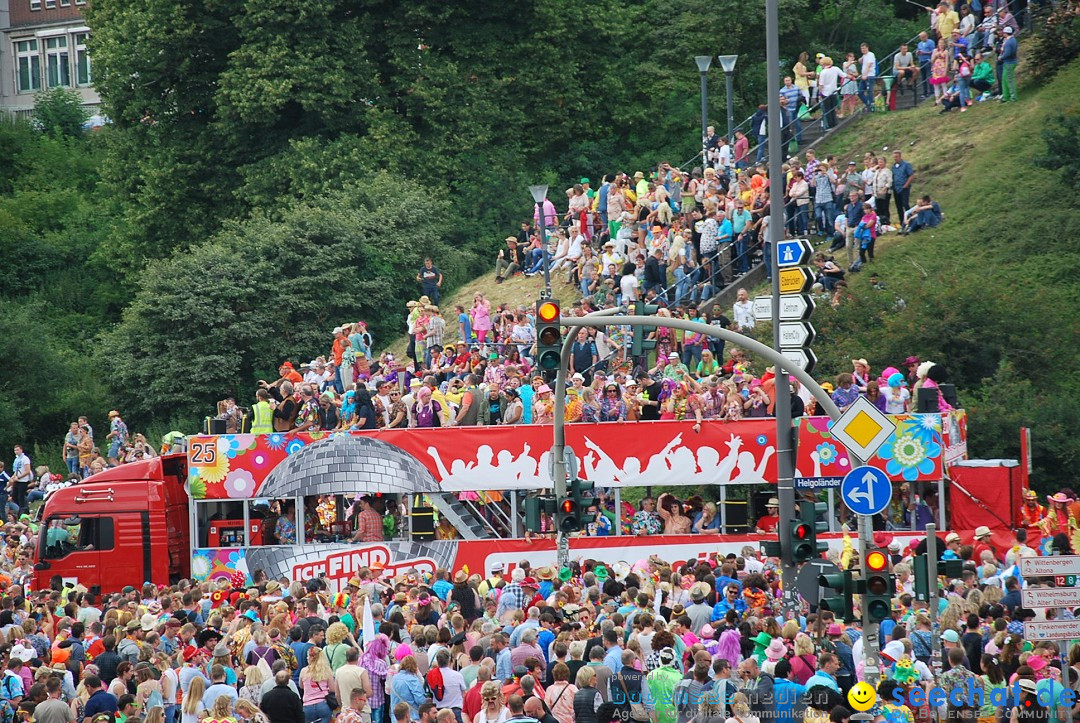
[755,498,781,535]
[971,526,998,562]
[1019,488,1047,533]
[1039,492,1077,538]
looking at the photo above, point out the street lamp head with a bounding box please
[694,55,713,73]
[718,54,739,73]
[528,184,549,203]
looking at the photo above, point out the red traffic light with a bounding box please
[866,550,888,572]
[537,302,560,323]
[561,499,577,514]
[794,523,810,540]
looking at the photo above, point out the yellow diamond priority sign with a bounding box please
[829,396,896,461]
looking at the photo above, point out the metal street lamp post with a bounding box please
[695,56,712,167]
[529,184,551,296]
[718,54,739,142]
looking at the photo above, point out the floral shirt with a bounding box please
[632,510,662,536]
[275,516,297,545]
[296,399,320,429]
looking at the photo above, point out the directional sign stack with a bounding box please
[755,238,817,374]
[1019,556,1080,642]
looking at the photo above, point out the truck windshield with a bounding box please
[41,516,113,559]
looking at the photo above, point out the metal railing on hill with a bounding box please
[677,29,933,171]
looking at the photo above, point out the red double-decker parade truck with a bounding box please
[32,412,993,595]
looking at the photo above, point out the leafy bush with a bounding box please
[32,87,88,138]
[1029,0,1080,79]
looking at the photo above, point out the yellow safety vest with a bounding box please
[251,401,273,434]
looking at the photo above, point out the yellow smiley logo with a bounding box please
[847,681,877,712]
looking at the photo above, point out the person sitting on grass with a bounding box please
[902,195,944,234]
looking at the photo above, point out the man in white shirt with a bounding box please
[717,138,732,176]
[859,43,877,112]
[817,57,844,129]
[432,650,467,719]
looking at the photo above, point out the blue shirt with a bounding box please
[804,670,840,694]
[917,39,936,62]
[598,183,610,212]
[457,312,473,343]
[710,597,747,622]
[496,648,514,682]
[389,671,427,720]
[780,85,802,109]
[730,209,753,234]
[717,219,733,244]
[290,641,312,682]
[432,579,453,602]
[538,629,556,663]
[83,690,118,719]
[775,679,808,723]
[892,160,914,192]
[1000,36,1018,64]
[519,386,534,424]
[604,645,624,673]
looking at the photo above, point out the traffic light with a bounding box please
[819,570,856,623]
[558,497,579,533]
[557,478,598,534]
[913,554,964,601]
[523,496,556,533]
[630,300,660,357]
[799,500,830,560]
[789,520,815,562]
[862,548,894,623]
[535,299,562,373]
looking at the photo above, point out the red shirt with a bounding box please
[462,684,483,721]
[356,509,383,542]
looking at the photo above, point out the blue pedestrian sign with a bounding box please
[840,465,893,516]
[775,238,814,268]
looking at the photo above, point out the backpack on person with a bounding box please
[425,665,445,701]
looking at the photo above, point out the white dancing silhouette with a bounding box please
[427,443,549,489]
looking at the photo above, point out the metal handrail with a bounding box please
[733,28,930,163]
[461,498,512,537]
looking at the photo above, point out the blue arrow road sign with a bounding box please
[776,238,813,268]
[840,465,893,516]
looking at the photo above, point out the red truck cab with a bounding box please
[32,455,190,593]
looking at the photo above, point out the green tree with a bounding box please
[32,87,89,138]
[1035,113,1080,191]
[98,174,457,425]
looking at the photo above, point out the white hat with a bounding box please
[945,532,961,544]
[9,644,33,662]
[975,526,992,539]
[1003,25,1015,34]
[332,326,343,334]
[571,373,584,381]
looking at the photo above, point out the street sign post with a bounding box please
[1022,587,1080,609]
[1021,556,1080,577]
[778,322,816,347]
[830,396,897,461]
[1024,620,1080,642]
[778,267,814,295]
[753,294,816,322]
[841,466,893,516]
[776,238,815,268]
[780,347,817,374]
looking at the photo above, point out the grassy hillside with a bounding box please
[806,57,1080,487]
[389,58,1080,486]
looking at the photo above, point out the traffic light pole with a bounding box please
[552,307,624,571]
[850,449,884,689]
[764,0,800,623]
[926,523,941,676]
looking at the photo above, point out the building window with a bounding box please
[15,40,41,93]
[75,0,85,5]
[44,0,55,7]
[74,33,90,86]
[60,0,70,6]
[29,0,41,10]
[46,36,70,88]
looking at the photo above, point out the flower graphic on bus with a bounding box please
[815,442,838,466]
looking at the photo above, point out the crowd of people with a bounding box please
[0,514,1072,723]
